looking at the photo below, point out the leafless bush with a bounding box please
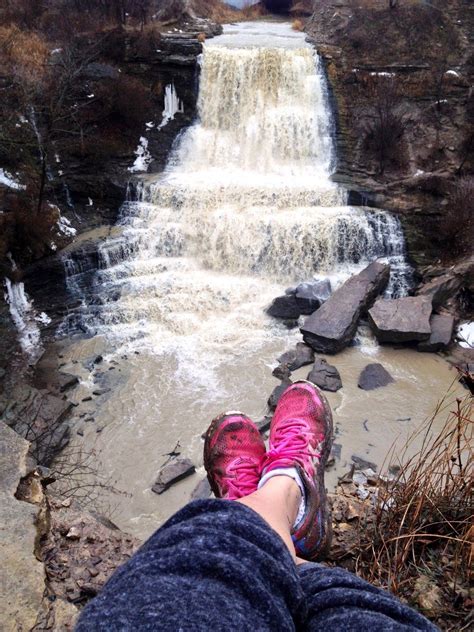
[49,445,124,512]
[362,77,408,175]
[356,391,473,629]
[438,177,474,258]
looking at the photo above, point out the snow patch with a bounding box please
[445,70,460,78]
[457,322,474,348]
[370,72,395,77]
[128,137,153,173]
[0,168,26,190]
[36,312,52,325]
[57,214,77,237]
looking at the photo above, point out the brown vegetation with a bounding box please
[438,177,474,260]
[361,77,408,175]
[356,391,473,630]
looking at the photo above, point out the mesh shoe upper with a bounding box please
[204,413,266,500]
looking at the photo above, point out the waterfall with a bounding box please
[61,22,411,357]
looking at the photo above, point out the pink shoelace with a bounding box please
[223,457,262,500]
[265,417,321,478]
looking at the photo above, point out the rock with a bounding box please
[190,478,211,500]
[369,296,432,343]
[41,498,140,607]
[256,416,272,434]
[66,526,81,540]
[266,294,301,319]
[0,423,45,630]
[152,458,196,494]
[307,358,342,392]
[81,62,120,80]
[277,342,315,371]
[418,313,455,352]
[413,575,444,617]
[268,379,292,411]
[301,262,390,354]
[272,364,291,380]
[358,363,394,390]
[294,279,332,315]
[417,273,463,308]
[351,455,377,471]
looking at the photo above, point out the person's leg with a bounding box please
[298,563,438,631]
[75,499,306,631]
[75,413,307,631]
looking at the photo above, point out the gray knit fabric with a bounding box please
[75,500,437,631]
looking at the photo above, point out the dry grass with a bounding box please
[292,19,304,31]
[356,389,473,629]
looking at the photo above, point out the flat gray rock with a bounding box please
[358,363,394,390]
[369,296,432,343]
[418,313,455,352]
[301,262,390,354]
[152,458,195,495]
[277,342,315,371]
[307,358,342,392]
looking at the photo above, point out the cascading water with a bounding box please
[63,22,411,359]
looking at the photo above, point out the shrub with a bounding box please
[362,77,408,175]
[438,177,474,258]
[356,391,473,628]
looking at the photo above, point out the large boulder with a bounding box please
[369,296,432,343]
[418,313,455,352]
[307,358,342,392]
[300,262,390,354]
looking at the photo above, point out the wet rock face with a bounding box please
[301,262,390,354]
[369,296,432,343]
[0,385,72,466]
[358,363,394,390]
[0,424,45,631]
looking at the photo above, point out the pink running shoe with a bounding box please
[204,412,265,500]
[262,380,334,561]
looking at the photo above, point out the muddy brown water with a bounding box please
[55,332,464,541]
